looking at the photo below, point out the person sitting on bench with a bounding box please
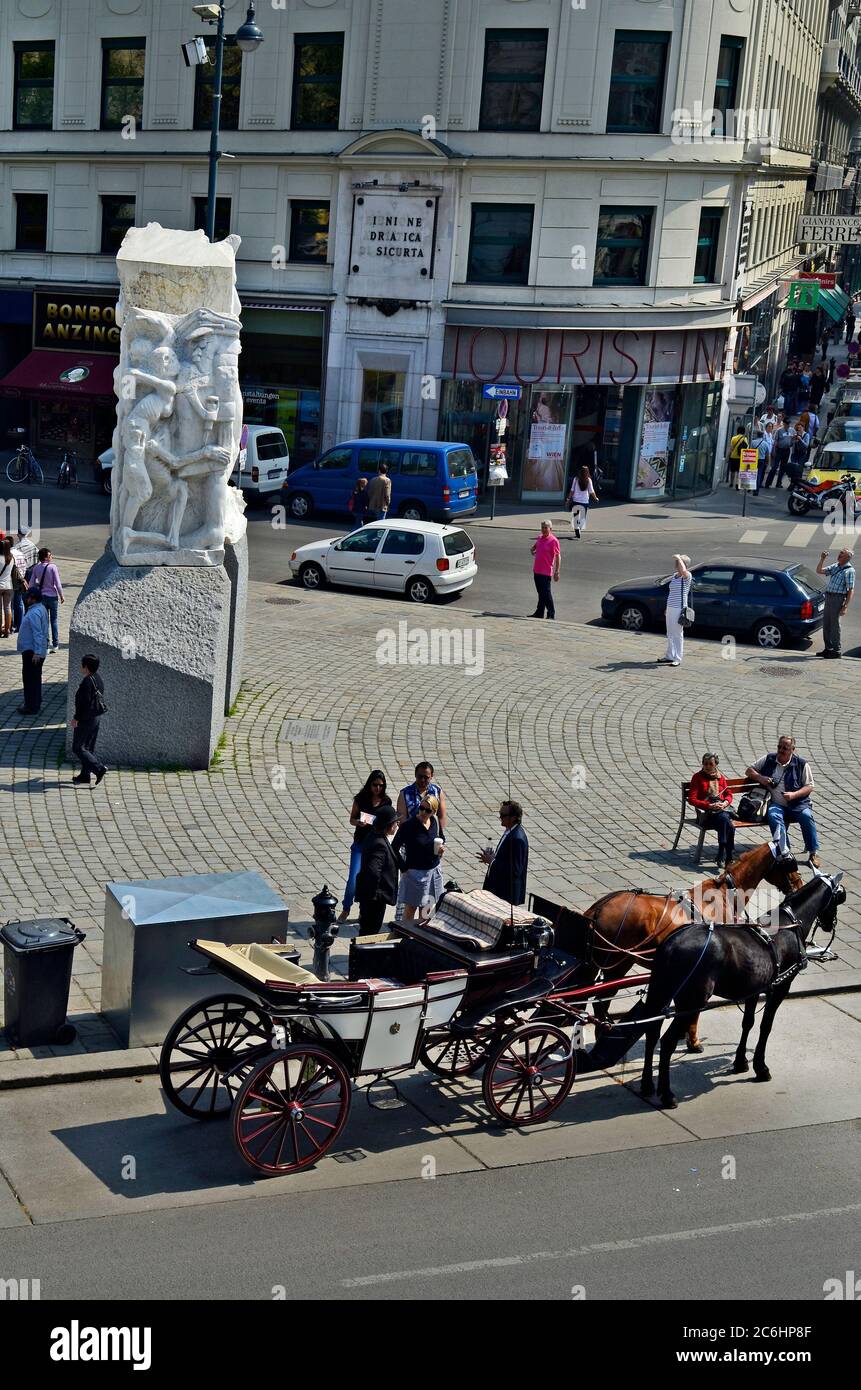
[687,753,735,868]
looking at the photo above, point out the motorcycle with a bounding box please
[787,471,861,518]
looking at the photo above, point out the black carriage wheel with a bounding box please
[232,1044,352,1177]
[420,1029,490,1077]
[482,1023,575,1127]
[159,994,274,1120]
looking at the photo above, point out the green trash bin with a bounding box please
[1,919,86,1047]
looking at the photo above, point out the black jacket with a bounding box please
[356,832,400,906]
[74,672,105,723]
[483,823,529,906]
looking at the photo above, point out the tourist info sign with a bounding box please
[797,214,861,246]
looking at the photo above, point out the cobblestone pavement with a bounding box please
[0,558,857,1072]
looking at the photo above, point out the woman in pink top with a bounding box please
[530,520,561,620]
[31,548,64,653]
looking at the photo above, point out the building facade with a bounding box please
[0,0,843,502]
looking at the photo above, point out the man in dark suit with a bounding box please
[71,653,108,787]
[356,804,401,935]
[477,801,529,905]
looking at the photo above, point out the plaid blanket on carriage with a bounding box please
[423,889,540,951]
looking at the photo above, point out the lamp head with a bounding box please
[236,1,264,52]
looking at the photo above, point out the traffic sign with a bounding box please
[482,384,522,400]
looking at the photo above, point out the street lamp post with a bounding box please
[189,3,264,242]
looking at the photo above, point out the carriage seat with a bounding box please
[197,940,321,986]
[424,889,540,951]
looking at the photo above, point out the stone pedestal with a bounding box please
[65,546,230,770]
[101,871,291,1047]
[223,533,247,714]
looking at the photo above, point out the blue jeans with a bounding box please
[533,572,555,618]
[42,595,59,648]
[11,591,24,632]
[342,841,363,912]
[767,803,820,856]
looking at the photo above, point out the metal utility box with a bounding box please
[101,871,290,1047]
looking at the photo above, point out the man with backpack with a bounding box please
[71,653,108,786]
[745,736,820,867]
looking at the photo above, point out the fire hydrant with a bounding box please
[309,885,339,980]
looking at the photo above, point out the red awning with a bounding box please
[0,350,117,399]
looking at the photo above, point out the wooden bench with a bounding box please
[672,778,770,864]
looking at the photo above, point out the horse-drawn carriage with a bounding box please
[159,868,844,1175]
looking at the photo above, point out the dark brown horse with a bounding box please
[585,842,803,1051]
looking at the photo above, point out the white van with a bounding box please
[232,424,290,499]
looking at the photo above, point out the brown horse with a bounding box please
[585,842,803,1051]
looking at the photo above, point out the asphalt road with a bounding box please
[1,1120,858,1300]
[11,479,861,653]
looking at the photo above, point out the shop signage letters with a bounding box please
[447,327,724,388]
[33,291,120,353]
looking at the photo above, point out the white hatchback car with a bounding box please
[289,520,477,603]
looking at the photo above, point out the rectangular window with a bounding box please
[291,33,344,130]
[13,42,55,130]
[101,39,145,131]
[466,204,534,285]
[360,373,405,439]
[194,38,241,130]
[479,28,548,132]
[594,207,653,285]
[15,194,48,252]
[288,201,330,263]
[607,31,669,133]
[694,208,723,283]
[193,196,232,241]
[714,37,743,122]
[101,196,136,255]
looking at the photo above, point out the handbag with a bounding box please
[679,605,696,629]
[737,787,770,822]
[89,676,108,716]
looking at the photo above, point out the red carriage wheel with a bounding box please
[419,1029,490,1077]
[232,1045,352,1176]
[482,1023,575,1127]
[159,994,273,1120]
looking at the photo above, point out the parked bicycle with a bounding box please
[57,448,79,488]
[6,443,44,486]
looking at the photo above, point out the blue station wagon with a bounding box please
[601,559,827,649]
[283,439,479,523]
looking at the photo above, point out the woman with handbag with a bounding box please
[688,753,735,868]
[30,548,64,653]
[392,793,445,923]
[0,539,16,638]
[567,464,599,536]
[657,553,693,667]
[71,654,108,787]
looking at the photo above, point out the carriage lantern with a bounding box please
[309,885,339,979]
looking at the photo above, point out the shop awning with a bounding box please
[0,350,117,399]
[818,286,851,322]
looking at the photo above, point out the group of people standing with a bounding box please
[339,759,530,935]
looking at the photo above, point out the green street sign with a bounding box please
[788,281,820,311]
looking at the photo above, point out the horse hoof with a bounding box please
[640,1082,655,1099]
[686,1042,704,1054]
[754,1068,772,1083]
[731,1060,749,1074]
[659,1095,678,1109]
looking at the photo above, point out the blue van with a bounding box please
[284,439,479,522]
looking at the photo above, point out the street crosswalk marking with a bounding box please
[785,524,814,547]
[740,530,767,544]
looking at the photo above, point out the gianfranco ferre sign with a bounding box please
[33,290,120,353]
[348,191,439,297]
[797,214,861,246]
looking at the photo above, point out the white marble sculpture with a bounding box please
[111,225,247,566]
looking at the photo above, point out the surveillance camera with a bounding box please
[192,4,221,21]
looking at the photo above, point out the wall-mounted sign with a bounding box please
[798,272,837,289]
[797,214,861,246]
[33,290,120,354]
[446,327,725,387]
[787,281,820,311]
[349,191,439,298]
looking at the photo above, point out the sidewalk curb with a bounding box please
[2,982,855,1090]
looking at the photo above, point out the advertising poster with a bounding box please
[634,389,675,495]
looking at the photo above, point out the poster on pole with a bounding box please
[739,448,759,490]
